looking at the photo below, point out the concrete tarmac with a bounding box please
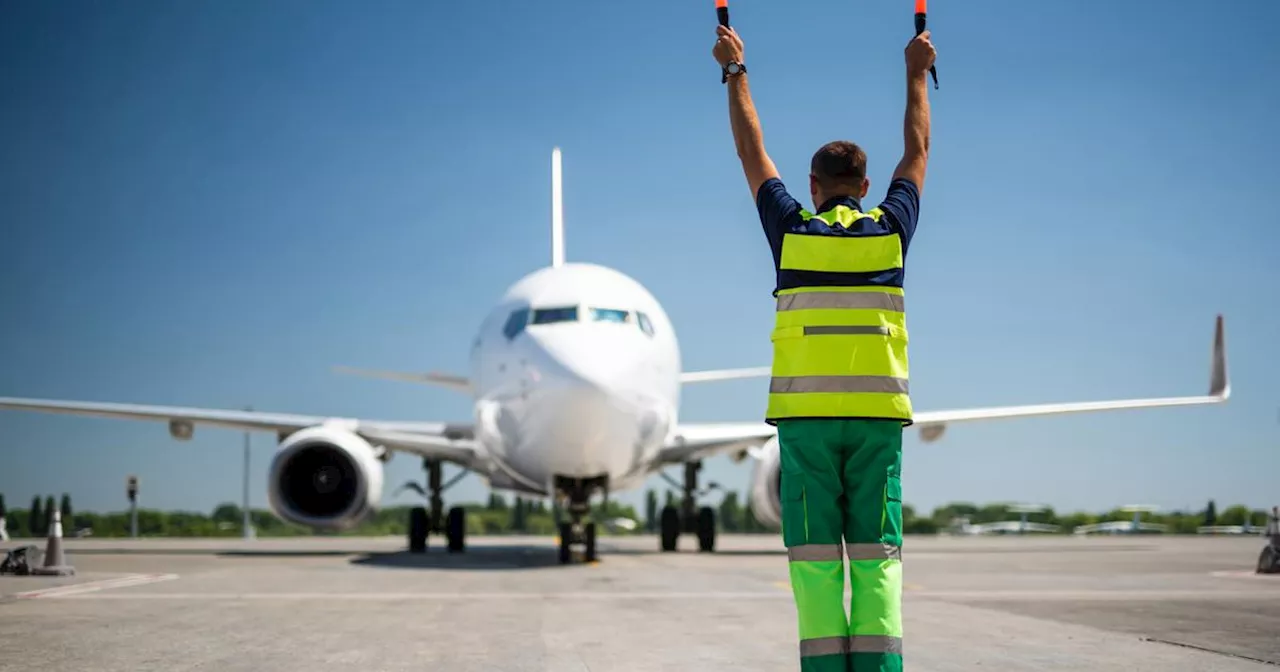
[2,534,1278,671]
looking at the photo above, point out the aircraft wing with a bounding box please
[331,366,472,393]
[0,397,480,465]
[679,367,771,384]
[656,421,777,465]
[655,315,1229,465]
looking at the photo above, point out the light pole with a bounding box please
[243,405,255,540]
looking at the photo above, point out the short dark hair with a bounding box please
[810,141,867,190]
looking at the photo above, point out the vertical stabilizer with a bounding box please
[551,147,565,267]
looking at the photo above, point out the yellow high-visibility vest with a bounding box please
[766,204,912,424]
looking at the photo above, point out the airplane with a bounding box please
[1073,505,1169,535]
[947,504,1061,535]
[1197,524,1263,535]
[0,147,1232,564]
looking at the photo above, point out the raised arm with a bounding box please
[714,26,779,200]
[892,31,937,193]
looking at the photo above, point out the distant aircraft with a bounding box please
[1073,504,1169,535]
[947,504,1061,535]
[1197,524,1263,535]
[0,148,1232,564]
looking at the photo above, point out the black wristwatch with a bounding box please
[722,61,746,83]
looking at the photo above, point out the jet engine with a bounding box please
[746,436,783,531]
[267,425,384,531]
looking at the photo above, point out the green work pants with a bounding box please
[778,418,904,672]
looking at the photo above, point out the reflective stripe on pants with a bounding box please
[779,418,904,672]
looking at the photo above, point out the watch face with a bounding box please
[727,63,741,74]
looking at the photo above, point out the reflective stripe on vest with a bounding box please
[767,205,912,423]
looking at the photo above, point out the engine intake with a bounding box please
[267,425,383,531]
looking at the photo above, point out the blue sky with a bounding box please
[2,0,1278,519]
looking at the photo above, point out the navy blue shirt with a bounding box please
[756,177,921,292]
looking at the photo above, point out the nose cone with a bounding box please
[513,327,649,479]
[527,328,642,392]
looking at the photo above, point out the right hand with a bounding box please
[713,25,744,68]
[905,30,937,77]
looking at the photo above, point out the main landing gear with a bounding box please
[405,459,469,554]
[659,461,717,553]
[556,476,602,565]
[1258,543,1280,575]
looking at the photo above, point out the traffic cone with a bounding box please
[32,510,75,576]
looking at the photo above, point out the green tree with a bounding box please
[719,491,742,532]
[212,503,242,524]
[1165,511,1202,534]
[44,495,57,529]
[1204,500,1217,526]
[974,503,1012,525]
[512,497,527,532]
[487,493,507,511]
[645,489,658,532]
[664,490,675,509]
[903,516,938,534]
[930,502,979,527]
[7,508,27,537]
[60,493,73,522]
[742,496,765,533]
[28,496,41,535]
[1218,505,1250,527]
[1057,512,1097,533]
[592,499,641,535]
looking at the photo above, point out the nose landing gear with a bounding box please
[555,475,605,564]
[658,461,718,553]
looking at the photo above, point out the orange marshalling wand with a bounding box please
[716,0,730,27]
[913,0,938,89]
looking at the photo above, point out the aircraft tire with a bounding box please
[446,506,466,553]
[558,522,573,564]
[583,522,598,562]
[1258,545,1278,574]
[697,506,716,553]
[660,506,680,552]
[408,507,428,554]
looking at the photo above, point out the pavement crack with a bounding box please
[1140,637,1280,666]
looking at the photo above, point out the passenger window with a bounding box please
[503,308,529,340]
[531,306,579,325]
[590,308,630,324]
[637,311,655,337]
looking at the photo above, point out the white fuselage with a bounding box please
[466,262,682,496]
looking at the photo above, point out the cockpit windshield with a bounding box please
[589,308,630,324]
[531,306,579,325]
[637,311,655,337]
[514,304,655,336]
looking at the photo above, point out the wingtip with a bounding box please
[1210,314,1229,399]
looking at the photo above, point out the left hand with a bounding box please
[713,25,744,68]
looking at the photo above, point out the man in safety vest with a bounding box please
[714,23,935,672]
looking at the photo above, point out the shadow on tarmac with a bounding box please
[351,544,566,571]
[38,547,359,558]
[351,540,788,569]
[607,547,786,557]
